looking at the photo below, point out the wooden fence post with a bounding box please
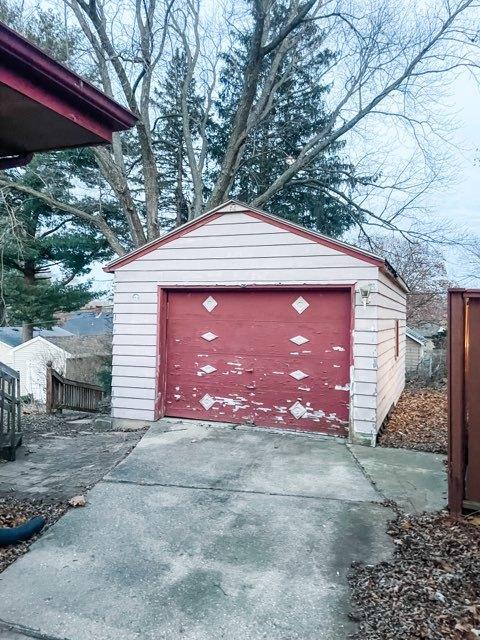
[46,361,53,414]
[0,361,22,460]
[448,289,466,516]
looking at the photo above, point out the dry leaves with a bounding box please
[349,511,480,639]
[68,495,87,508]
[379,387,447,453]
[0,497,68,573]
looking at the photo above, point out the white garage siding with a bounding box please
[109,206,407,442]
[375,271,407,428]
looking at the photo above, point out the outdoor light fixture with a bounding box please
[359,284,373,307]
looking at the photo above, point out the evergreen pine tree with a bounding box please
[208,6,366,236]
[154,51,203,225]
[0,153,111,341]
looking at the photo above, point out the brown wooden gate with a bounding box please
[448,289,480,514]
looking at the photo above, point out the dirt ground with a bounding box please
[354,386,480,639]
[379,387,447,454]
[349,509,480,639]
[21,409,129,442]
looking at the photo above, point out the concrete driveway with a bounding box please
[0,420,445,640]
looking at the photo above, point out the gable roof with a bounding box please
[10,334,67,355]
[406,327,426,345]
[0,325,72,348]
[104,200,407,291]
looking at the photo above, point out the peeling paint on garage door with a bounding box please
[163,288,352,436]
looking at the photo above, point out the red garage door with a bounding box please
[162,288,352,435]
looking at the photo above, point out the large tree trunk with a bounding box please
[22,265,36,343]
[22,322,34,342]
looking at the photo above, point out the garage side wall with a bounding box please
[375,271,407,431]
[111,212,382,438]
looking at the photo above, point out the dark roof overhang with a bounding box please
[0,21,136,165]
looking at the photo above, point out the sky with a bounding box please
[433,72,480,285]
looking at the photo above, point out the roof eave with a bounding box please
[406,331,425,345]
[0,21,137,134]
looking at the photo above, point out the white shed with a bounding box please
[405,328,427,372]
[8,336,67,402]
[105,200,408,444]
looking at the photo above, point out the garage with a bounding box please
[105,200,408,444]
[162,287,352,434]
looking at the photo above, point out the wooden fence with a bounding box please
[0,361,22,461]
[448,289,480,515]
[46,362,104,414]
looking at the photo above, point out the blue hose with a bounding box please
[0,516,46,546]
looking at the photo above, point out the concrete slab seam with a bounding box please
[345,445,390,505]
[100,476,382,506]
[158,418,348,442]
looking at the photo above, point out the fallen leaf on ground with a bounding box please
[68,495,86,507]
[0,497,68,573]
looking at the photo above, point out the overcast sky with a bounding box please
[433,72,480,285]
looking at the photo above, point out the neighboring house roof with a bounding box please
[413,323,445,339]
[58,311,113,336]
[103,199,409,293]
[0,21,136,165]
[82,299,114,312]
[406,327,426,345]
[0,326,73,348]
[45,335,111,357]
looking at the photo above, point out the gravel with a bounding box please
[20,409,147,443]
[349,508,480,639]
[21,410,107,442]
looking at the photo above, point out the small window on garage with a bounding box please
[395,319,400,358]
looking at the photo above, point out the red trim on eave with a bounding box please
[0,22,136,135]
[105,204,385,272]
[155,288,168,420]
